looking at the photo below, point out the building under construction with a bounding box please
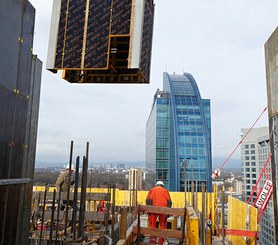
[1,0,278,244]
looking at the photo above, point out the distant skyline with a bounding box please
[29,1,277,169]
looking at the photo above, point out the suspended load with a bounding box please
[47,0,155,84]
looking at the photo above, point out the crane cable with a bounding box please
[212,106,268,179]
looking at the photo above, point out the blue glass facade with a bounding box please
[146,72,212,192]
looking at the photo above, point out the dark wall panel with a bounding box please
[2,185,20,245]
[63,0,86,68]
[10,96,28,178]
[111,0,131,35]
[0,88,15,179]
[84,0,111,68]
[0,1,42,244]
[0,0,22,89]
[140,0,154,81]
[17,2,35,96]
[55,0,68,68]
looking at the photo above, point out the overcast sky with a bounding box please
[29,0,278,167]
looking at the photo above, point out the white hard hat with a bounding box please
[66,164,74,171]
[156,181,164,187]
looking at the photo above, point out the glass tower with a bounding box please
[146,72,212,192]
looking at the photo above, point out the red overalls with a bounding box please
[146,186,172,244]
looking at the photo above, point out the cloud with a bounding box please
[30,0,278,165]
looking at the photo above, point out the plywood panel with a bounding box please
[63,0,86,68]
[84,0,111,68]
[111,0,131,35]
[139,0,154,82]
[55,0,68,68]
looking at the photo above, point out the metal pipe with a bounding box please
[39,184,48,245]
[49,189,56,244]
[184,160,187,205]
[55,183,62,243]
[191,164,194,205]
[221,187,225,244]
[111,185,116,245]
[201,184,205,245]
[72,156,80,239]
[78,153,88,238]
[64,140,74,237]
[180,207,186,245]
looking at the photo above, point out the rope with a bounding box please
[217,106,268,172]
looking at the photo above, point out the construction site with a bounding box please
[1,0,278,245]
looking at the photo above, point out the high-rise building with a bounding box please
[241,127,269,202]
[241,127,274,244]
[234,181,243,195]
[146,72,212,192]
[128,168,144,190]
[258,136,274,245]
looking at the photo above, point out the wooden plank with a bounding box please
[132,226,183,239]
[140,205,185,216]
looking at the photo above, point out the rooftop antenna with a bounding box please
[182,58,185,74]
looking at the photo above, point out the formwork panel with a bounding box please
[17,2,35,96]
[47,0,154,83]
[63,0,86,68]
[0,88,15,179]
[2,185,21,245]
[111,0,131,35]
[24,56,42,177]
[227,196,258,245]
[139,0,154,82]
[0,0,22,89]
[55,0,67,68]
[10,96,28,178]
[84,0,111,68]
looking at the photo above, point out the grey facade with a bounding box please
[257,136,275,245]
[265,26,278,244]
[241,127,269,202]
[0,0,42,244]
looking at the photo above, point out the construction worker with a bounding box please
[56,164,75,210]
[97,201,106,212]
[146,181,172,244]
